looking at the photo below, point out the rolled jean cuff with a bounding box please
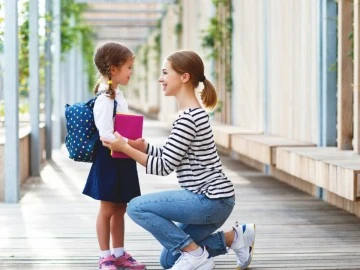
[170,234,193,255]
[216,231,228,255]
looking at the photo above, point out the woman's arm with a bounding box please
[102,133,148,167]
[128,138,147,153]
[103,114,197,176]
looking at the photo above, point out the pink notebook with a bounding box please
[111,113,144,158]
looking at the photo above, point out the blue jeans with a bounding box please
[127,189,235,269]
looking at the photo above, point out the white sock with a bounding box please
[188,247,203,257]
[100,249,111,258]
[112,247,125,258]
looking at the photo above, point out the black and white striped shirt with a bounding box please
[146,108,235,199]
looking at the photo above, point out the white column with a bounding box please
[52,0,62,148]
[29,0,40,176]
[45,0,53,159]
[4,0,20,203]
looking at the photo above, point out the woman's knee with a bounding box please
[127,196,143,219]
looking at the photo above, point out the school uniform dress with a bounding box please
[83,84,141,203]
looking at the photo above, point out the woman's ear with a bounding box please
[181,73,190,83]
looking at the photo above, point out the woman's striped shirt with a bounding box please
[146,108,235,199]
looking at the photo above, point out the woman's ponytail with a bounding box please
[201,78,217,110]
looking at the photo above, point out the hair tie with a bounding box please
[200,76,206,82]
[108,80,112,84]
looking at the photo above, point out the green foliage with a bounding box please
[201,1,232,62]
[61,0,86,53]
[201,17,222,59]
[202,0,232,96]
[0,100,4,118]
[151,19,162,68]
[348,31,354,60]
[78,24,96,90]
[59,0,95,90]
[175,22,182,37]
[0,101,28,118]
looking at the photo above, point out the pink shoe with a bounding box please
[99,255,117,270]
[114,251,146,270]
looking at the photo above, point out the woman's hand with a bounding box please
[101,132,127,152]
[130,138,147,152]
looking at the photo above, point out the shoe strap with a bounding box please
[99,256,115,266]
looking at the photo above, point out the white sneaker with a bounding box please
[230,223,256,270]
[167,247,215,270]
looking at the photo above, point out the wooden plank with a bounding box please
[232,134,315,165]
[277,147,360,200]
[337,0,354,150]
[354,0,360,153]
[211,122,259,149]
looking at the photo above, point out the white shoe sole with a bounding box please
[237,224,256,270]
[244,223,256,246]
[194,258,215,270]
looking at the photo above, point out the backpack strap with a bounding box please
[113,99,117,117]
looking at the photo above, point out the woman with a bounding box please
[102,50,255,270]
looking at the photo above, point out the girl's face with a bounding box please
[158,60,183,96]
[111,57,134,86]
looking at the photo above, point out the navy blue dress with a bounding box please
[83,139,141,203]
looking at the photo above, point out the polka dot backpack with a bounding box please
[64,95,117,162]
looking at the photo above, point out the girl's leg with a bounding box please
[111,203,146,269]
[127,190,234,267]
[110,203,126,248]
[96,201,117,251]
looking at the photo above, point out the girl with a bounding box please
[83,42,146,270]
[102,50,256,270]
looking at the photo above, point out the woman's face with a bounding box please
[158,60,182,96]
[112,57,134,86]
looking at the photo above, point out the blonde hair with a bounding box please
[93,42,133,99]
[166,50,217,110]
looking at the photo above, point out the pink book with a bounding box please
[111,113,144,158]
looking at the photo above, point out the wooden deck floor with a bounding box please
[1,119,360,270]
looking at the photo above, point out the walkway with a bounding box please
[1,119,360,269]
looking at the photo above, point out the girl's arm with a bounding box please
[93,95,117,141]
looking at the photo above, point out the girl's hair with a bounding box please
[93,42,133,99]
[166,50,217,110]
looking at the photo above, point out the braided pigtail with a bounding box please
[93,76,102,95]
[106,68,116,99]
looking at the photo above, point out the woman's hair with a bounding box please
[166,50,217,110]
[93,42,133,99]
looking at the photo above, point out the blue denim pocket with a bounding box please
[221,196,235,207]
[200,195,235,224]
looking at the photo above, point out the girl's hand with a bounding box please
[101,132,127,152]
[131,138,147,152]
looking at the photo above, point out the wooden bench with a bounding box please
[211,123,260,149]
[231,134,316,166]
[276,147,360,201]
